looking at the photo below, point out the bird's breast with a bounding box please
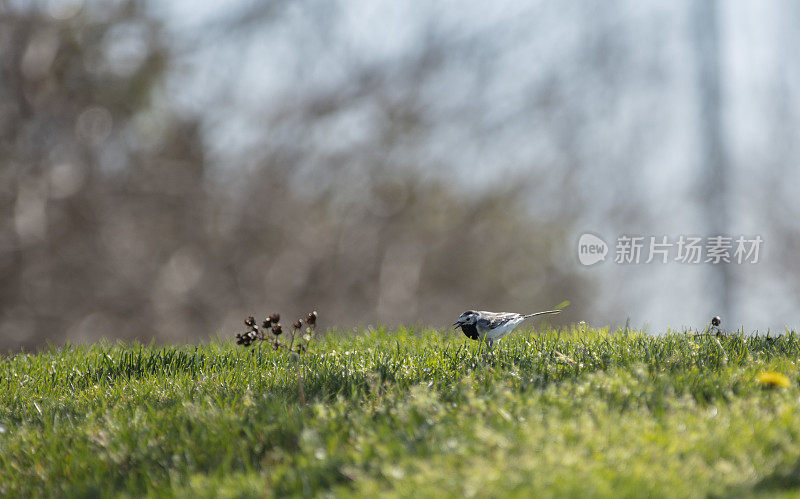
[460,323,479,340]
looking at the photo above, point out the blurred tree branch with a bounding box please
[0,0,589,351]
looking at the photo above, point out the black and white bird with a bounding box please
[452,309,562,348]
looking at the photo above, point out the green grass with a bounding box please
[2,326,800,497]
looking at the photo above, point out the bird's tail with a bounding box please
[523,310,562,319]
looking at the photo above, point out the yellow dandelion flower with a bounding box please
[756,371,791,389]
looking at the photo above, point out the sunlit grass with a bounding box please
[1,326,799,496]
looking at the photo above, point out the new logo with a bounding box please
[578,233,608,266]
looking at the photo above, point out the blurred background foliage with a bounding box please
[3,0,800,350]
[0,0,588,350]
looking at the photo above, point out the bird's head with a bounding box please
[453,310,478,328]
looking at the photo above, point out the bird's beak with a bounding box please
[452,320,461,329]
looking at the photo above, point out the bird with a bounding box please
[452,309,562,348]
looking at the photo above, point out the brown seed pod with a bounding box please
[711,316,721,327]
[262,317,272,329]
[244,316,256,328]
[269,313,280,323]
[271,324,282,336]
[306,311,317,325]
[293,319,303,330]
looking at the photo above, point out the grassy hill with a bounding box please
[1,326,799,497]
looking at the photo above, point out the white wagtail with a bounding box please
[452,309,562,348]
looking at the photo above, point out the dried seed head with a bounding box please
[236,331,254,346]
[269,313,280,323]
[711,316,721,327]
[262,317,272,329]
[244,316,256,328]
[293,319,303,330]
[306,311,317,325]
[272,324,282,336]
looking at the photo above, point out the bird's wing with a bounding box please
[476,312,520,330]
